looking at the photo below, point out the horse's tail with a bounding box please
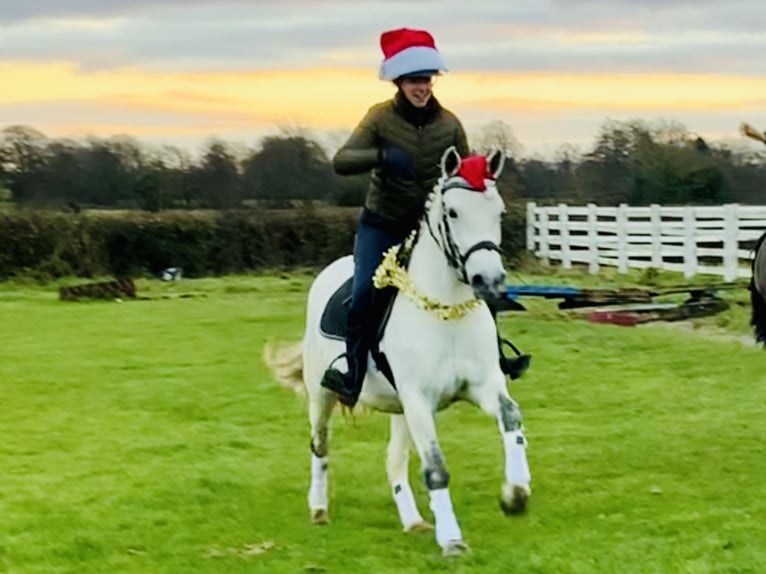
[263,339,305,394]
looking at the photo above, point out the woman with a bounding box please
[323,28,524,407]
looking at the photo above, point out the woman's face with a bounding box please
[399,76,433,108]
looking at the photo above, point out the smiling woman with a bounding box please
[317,27,479,407]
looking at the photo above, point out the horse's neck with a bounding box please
[407,221,474,305]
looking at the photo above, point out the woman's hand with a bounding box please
[380,144,415,178]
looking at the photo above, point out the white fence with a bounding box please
[526,202,766,281]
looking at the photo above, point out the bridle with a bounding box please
[425,177,503,285]
[372,170,503,321]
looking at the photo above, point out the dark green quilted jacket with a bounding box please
[333,94,470,228]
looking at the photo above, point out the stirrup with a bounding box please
[499,337,532,380]
[320,353,360,407]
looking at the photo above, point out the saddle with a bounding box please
[318,277,354,342]
[319,278,398,386]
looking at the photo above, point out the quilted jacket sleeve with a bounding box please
[332,106,382,175]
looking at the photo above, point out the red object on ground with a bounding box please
[584,310,639,327]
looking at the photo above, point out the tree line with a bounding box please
[1,119,765,211]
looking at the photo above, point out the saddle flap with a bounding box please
[319,278,397,347]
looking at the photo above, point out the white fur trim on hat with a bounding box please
[379,46,447,81]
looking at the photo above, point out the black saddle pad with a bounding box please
[319,277,353,341]
[319,278,397,343]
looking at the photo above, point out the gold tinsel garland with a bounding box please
[372,244,482,321]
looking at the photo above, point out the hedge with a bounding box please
[0,203,527,280]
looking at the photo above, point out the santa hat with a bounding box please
[378,28,447,81]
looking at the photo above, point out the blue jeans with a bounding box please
[351,221,403,311]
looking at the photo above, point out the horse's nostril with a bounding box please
[471,275,486,289]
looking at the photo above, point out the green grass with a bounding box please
[1,270,765,573]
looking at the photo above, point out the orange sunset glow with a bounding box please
[4,61,766,141]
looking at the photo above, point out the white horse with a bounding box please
[265,147,531,556]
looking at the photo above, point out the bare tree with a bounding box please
[473,120,523,158]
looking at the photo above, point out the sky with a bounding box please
[1,0,765,158]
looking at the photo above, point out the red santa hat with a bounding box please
[378,28,448,81]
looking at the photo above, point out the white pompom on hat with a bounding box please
[378,28,448,81]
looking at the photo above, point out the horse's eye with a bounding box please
[448,208,458,219]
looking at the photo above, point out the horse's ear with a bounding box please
[441,146,461,177]
[487,148,506,179]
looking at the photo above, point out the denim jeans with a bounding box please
[340,210,412,377]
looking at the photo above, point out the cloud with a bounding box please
[0,4,379,71]
[0,0,272,22]
[1,0,764,156]
[0,0,764,75]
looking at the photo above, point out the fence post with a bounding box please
[526,202,536,252]
[558,203,571,269]
[723,203,739,282]
[587,202,599,274]
[539,208,550,265]
[650,203,663,270]
[683,206,697,279]
[617,203,628,274]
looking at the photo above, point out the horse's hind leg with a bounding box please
[387,414,431,533]
[469,381,531,515]
[307,387,336,524]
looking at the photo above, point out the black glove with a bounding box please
[379,144,415,179]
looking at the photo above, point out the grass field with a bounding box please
[1,270,765,573]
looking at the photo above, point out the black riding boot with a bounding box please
[320,308,368,407]
[488,299,532,380]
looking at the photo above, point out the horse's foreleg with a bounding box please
[471,382,531,515]
[387,414,431,533]
[307,387,336,524]
[401,393,467,555]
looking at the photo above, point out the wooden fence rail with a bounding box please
[526,202,765,280]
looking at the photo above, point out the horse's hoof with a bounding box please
[311,508,329,524]
[404,520,434,534]
[500,483,530,515]
[442,540,470,557]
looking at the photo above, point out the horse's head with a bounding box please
[426,146,507,301]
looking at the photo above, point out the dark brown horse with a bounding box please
[750,231,766,344]
[743,122,766,343]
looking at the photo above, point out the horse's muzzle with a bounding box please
[470,270,506,301]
